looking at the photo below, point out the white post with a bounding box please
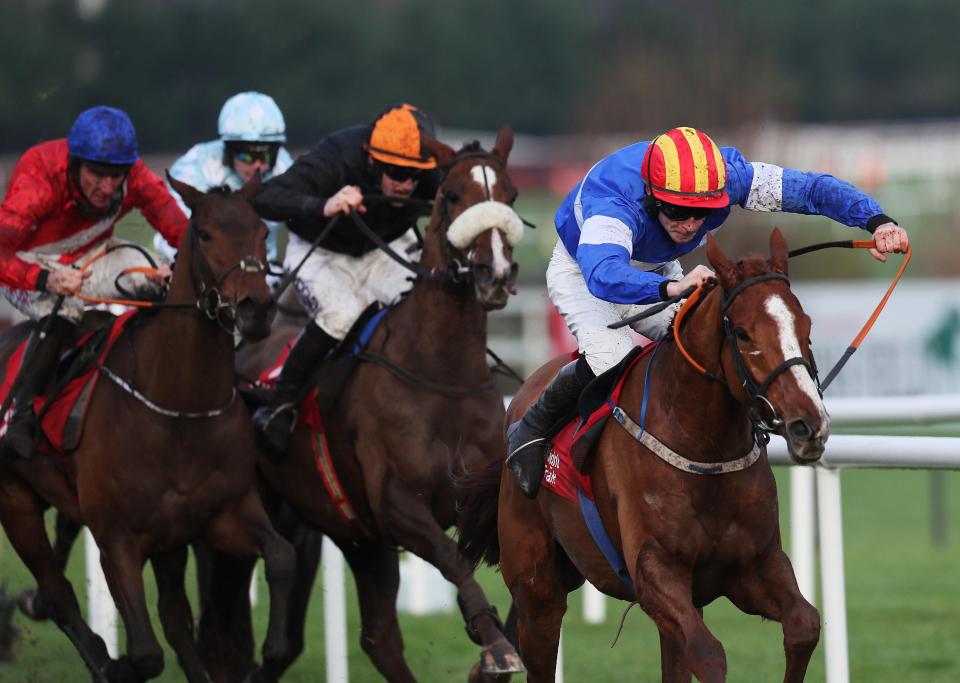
[84,529,118,658]
[555,629,564,683]
[816,467,850,683]
[248,565,258,607]
[397,553,455,615]
[582,582,606,624]
[322,537,348,682]
[790,467,817,605]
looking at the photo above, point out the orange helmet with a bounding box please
[640,126,729,209]
[366,103,437,170]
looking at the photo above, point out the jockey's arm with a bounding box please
[256,143,345,222]
[0,169,56,291]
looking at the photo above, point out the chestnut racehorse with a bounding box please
[458,230,828,682]
[0,175,294,682]
[206,128,526,683]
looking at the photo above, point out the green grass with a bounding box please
[1,466,959,681]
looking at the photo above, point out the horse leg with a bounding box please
[204,491,295,676]
[97,534,166,680]
[380,482,523,674]
[726,548,820,683]
[635,546,726,683]
[0,484,115,681]
[337,540,417,683]
[471,602,520,683]
[16,509,84,621]
[196,544,256,683]
[658,608,701,683]
[150,547,209,683]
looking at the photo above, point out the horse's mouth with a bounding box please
[785,433,828,465]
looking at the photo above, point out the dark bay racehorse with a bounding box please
[212,128,526,682]
[0,175,294,682]
[458,230,827,682]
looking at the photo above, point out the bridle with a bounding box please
[674,273,819,434]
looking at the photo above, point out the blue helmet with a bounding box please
[67,106,139,165]
[218,92,286,143]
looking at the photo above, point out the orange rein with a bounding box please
[74,251,163,308]
[673,240,912,390]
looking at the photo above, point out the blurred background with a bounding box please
[1,1,959,681]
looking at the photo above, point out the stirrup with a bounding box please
[261,402,298,432]
[506,437,547,460]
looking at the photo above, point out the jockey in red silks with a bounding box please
[0,105,188,460]
[506,126,910,499]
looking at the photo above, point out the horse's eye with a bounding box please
[197,229,212,242]
[444,191,459,203]
[735,328,752,342]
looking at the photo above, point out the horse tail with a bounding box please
[454,457,503,568]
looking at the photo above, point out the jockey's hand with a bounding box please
[323,185,366,217]
[665,265,716,298]
[146,262,173,285]
[869,223,909,262]
[46,267,91,296]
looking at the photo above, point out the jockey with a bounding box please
[252,103,441,453]
[507,125,910,498]
[153,91,293,265]
[0,106,187,460]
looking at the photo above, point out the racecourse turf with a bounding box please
[1,463,958,682]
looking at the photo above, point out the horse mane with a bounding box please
[735,254,772,279]
[456,140,484,156]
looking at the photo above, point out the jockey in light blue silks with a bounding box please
[155,91,293,265]
[505,125,910,499]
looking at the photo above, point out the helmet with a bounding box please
[218,92,286,142]
[640,126,729,209]
[67,106,139,165]
[366,103,437,169]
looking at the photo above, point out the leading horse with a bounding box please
[208,127,526,682]
[0,175,294,682]
[458,230,827,682]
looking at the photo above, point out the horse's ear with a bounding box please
[706,233,739,290]
[166,171,203,211]
[492,124,513,164]
[421,135,457,170]
[238,168,262,204]
[769,227,789,276]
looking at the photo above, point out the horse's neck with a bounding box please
[654,291,754,457]
[133,242,235,406]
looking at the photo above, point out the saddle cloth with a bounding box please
[542,344,656,503]
[0,310,136,457]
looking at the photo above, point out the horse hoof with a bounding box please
[16,589,50,621]
[469,662,515,683]
[102,655,140,683]
[480,637,526,674]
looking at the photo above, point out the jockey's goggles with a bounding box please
[378,162,423,183]
[656,200,714,222]
[232,145,276,165]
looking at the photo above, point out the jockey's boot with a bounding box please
[506,356,594,499]
[252,321,339,459]
[1,316,75,461]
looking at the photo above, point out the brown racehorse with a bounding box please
[457,230,827,683]
[0,175,294,682]
[206,128,527,683]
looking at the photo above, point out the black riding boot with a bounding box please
[1,316,75,461]
[252,322,339,459]
[506,356,594,499]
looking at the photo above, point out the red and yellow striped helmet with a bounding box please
[641,126,729,208]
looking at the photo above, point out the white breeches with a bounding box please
[546,239,682,375]
[284,229,419,339]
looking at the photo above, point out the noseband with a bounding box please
[719,272,820,431]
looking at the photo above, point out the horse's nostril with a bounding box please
[788,419,812,440]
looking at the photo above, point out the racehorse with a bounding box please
[0,175,294,682]
[206,127,526,683]
[457,230,827,682]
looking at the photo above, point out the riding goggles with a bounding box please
[233,146,276,165]
[379,162,423,183]
[657,200,714,222]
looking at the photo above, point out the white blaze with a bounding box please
[488,229,512,279]
[471,165,498,194]
[764,295,826,418]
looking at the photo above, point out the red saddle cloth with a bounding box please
[0,310,136,457]
[542,345,655,503]
[257,338,357,524]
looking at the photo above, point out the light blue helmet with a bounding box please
[217,92,286,143]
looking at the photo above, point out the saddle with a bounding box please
[0,310,137,457]
[542,344,655,502]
